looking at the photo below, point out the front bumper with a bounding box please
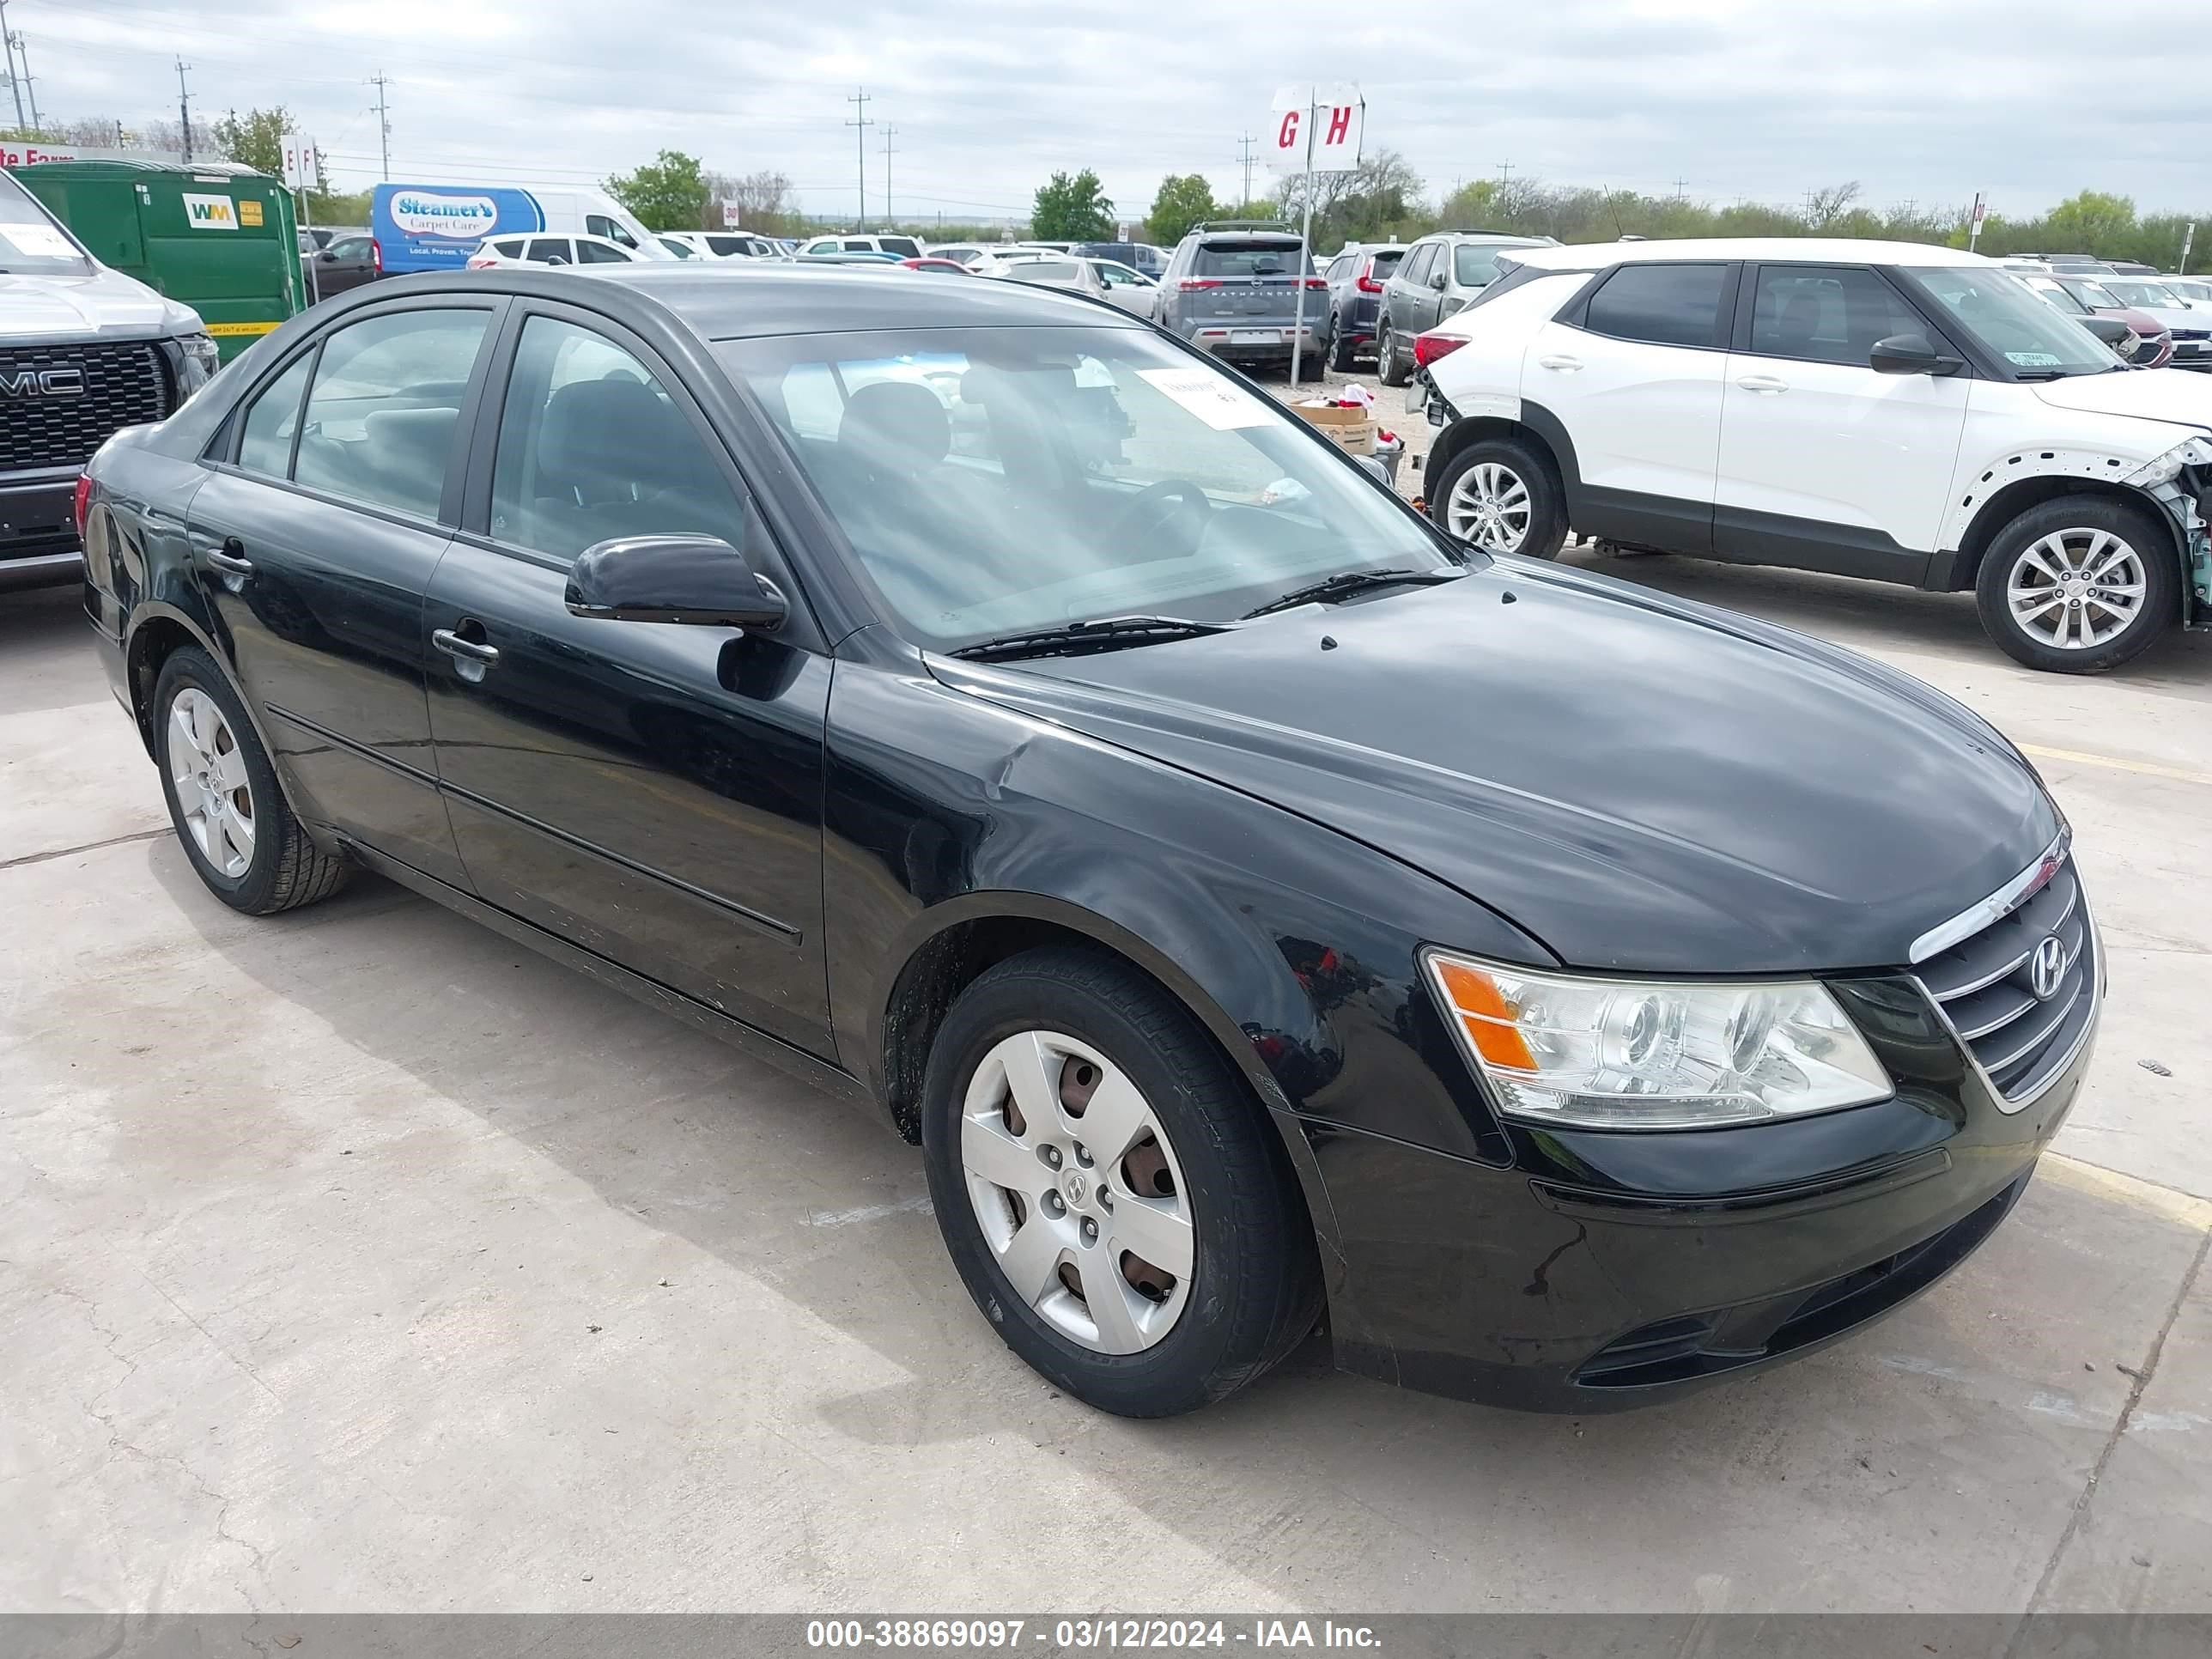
[2,468,83,589]
[1311,970,2094,1412]
[2169,337,2212,369]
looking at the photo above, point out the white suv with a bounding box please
[1413,237,2212,672]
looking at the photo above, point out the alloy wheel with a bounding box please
[1446,461,1533,552]
[2007,528,2148,652]
[167,687,256,878]
[957,1030,1194,1354]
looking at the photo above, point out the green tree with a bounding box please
[1031,168,1115,241]
[1146,173,1219,246]
[2043,190,2137,255]
[214,106,299,181]
[606,149,712,233]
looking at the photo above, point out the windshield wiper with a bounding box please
[1240,567,1466,620]
[946,615,1237,663]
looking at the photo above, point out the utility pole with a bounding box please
[1236,132,1256,210]
[368,73,392,179]
[844,88,872,230]
[1672,176,1688,201]
[11,27,37,134]
[175,57,193,162]
[0,0,25,134]
[1497,159,1515,185]
[881,123,898,228]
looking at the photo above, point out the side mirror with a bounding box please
[1869,332,1966,376]
[1429,270,1447,291]
[1353,454,1392,488]
[2081,315,2134,350]
[565,535,787,629]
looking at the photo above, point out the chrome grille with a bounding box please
[1916,854,2098,1108]
[0,341,173,471]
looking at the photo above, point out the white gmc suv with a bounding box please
[1411,237,2212,672]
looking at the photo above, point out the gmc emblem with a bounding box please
[0,367,86,398]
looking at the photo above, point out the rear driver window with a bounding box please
[236,352,313,478]
[1584,264,1729,349]
[291,309,490,519]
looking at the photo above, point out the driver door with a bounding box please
[423,302,834,1054]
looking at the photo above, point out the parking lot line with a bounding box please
[2044,1153,2212,1232]
[2019,744,2212,789]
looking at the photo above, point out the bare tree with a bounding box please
[702,168,799,233]
[1802,181,1863,229]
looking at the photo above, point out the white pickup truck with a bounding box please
[2,166,219,591]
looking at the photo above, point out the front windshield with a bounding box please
[0,172,93,276]
[2103,278,2179,308]
[2069,279,2122,309]
[1902,266,2116,377]
[718,324,1455,650]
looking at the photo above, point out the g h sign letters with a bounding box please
[1267,84,1364,174]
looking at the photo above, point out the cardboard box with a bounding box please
[1291,400,1376,455]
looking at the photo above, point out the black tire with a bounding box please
[921,947,1322,1418]
[1429,435,1570,560]
[1297,347,1327,383]
[1974,495,2179,674]
[1329,322,1358,373]
[151,646,349,915]
[1376,318,1409,387]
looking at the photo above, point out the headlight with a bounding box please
[2123,436,2212,489]
[1424,951,1892,1130]
[176,331,222,393]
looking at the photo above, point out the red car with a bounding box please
[901,257,974,275]
[2012,270,2174,368]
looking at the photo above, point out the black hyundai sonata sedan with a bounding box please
[80,264,2100,1417]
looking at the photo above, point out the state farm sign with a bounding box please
[1267,84,1364,175]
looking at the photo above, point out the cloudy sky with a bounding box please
[17,0,2209,223]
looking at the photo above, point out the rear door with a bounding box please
[423,301,833,1054]
[1712,263,1969,576]
[1392,241,1440,335]
[1525,260,1735,551]
[1185,236,1316,334]
[188,298,502,887]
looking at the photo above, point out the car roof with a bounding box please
[1509,237,1995,271]
[528,261,1146,338]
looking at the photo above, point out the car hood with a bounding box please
[931,562,2058,975]
[2031,365,2212,429]
[0,266,201,343]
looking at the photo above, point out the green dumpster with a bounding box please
[15,160,306,363]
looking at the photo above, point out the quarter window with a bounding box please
[1583,263,1729,349]
[290,308,491,518]
[489,315,749,562]
[236,352,313,478]
[1749,266,1926,365]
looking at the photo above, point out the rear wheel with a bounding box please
[1975,496,2179,673]
[1376,319,1409,387]
[152,647,349,914]
[1431,437,1568,559]
[921,947,1321,1417]
[1329,322,1358,373]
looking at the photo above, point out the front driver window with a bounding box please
[489,315,749,562]
[290,308,491,518]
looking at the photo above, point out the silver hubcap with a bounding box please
[1446,461,1532,551]
[166,688,255,878]
[2008,528,2147,651]
[958,1030,1194,1354]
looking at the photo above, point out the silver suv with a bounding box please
[1376,231,1554,386]
[1155,223,1326,380]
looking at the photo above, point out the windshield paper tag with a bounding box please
[1136,368,1274,430]
[0,224,76,258]
[2006,351,2063,367]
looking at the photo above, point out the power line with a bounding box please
[881,122,897,226]
[368,71,392,180]
[174,55,191,162]
[844,87,872,229]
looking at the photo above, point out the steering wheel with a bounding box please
[1109,478,1212,556]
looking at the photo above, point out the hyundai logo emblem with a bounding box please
[2028,935,2068,1002]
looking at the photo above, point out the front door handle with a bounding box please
[1537,354,1583,371]
[431,626,501,679]
[1736,374,1790,393]
[203,537,254,577]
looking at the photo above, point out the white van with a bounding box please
[372,183,674,274]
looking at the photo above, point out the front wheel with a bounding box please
[1376,319,1408,387]
[1975,497,2179,673]
[1431,437,1569,559]
[921,948,1321,1417]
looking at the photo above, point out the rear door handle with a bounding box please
[1537,354,1583,371]
[1736,374,1790,393]
[203,537,254,577]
